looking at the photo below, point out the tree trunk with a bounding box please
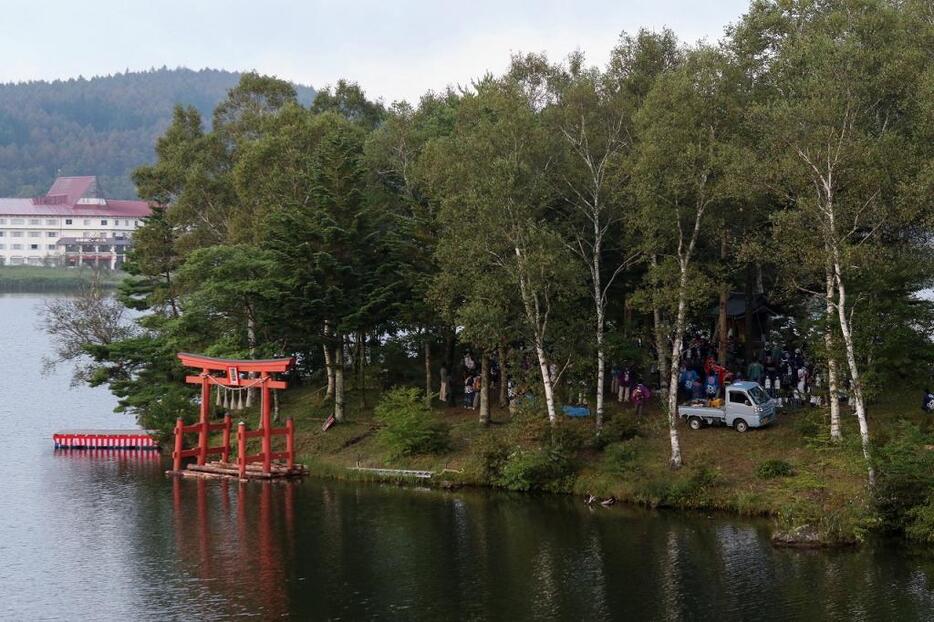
[595,308,606,432]
[333,338,345,422]
[824,261,842,442]
[665,267,688,469]
[534,339,558,425]
[744,265,755,367]
[832,259,874,487]
[479,352,490,426]
[592,224,606,431]
[498,345,508,408]
[359,331,367,409]
[717,235,728,366]
[651,255,668,392]
[424,335,432,408]
[514,243,557,424]
[323,320,335,401]
[246,314,257,408]
[623,295,631,338]
[445,328,456,406]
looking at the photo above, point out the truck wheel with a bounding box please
[688,416,703,430]
[734,419,749,433]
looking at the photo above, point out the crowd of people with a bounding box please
[675,333,825,408]
[439,333,851,417]
[455,351,503,410]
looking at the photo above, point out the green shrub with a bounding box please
[469,433,510,483]
[496,446,575,492]
[602,439,642,476]
[548,420,590,453]
[374,387,450,457]
[905,498,934,544]
[756,459,795,479]
[665,466,719,505]
[873,422,934,535]
[634,465,719,508]
[507,408,552,444]
[774,497,875,545]
[591,415,641,449]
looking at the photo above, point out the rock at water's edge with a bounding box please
[771,524,824,548]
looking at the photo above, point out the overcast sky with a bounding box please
[0,0,751,104]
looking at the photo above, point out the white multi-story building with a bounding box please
[0,176,151,269]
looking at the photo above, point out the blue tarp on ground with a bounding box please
[562,405,591,417]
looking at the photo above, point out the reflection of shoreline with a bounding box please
[172,478,296,618]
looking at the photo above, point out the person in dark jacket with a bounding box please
[631,382,651,417]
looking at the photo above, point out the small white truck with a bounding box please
[677,381,776,432]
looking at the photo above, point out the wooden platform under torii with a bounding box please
[171,460,309,481]
[165,352,308,482]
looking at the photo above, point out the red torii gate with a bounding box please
[173,352,296,478]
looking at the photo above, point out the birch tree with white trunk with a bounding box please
[549,54,636,432]
[634,46,742,468]
[428,70,581,425]
[607,29,682,395]
[749,0,932,487]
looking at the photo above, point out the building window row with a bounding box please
[0,218,137,227]
[0,218,60,226]
[0,243,60,251]
[0,230,131,239]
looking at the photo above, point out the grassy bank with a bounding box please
[240,382,932,546]
[0,266,124,291]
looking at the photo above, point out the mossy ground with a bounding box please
[236,382,932,544]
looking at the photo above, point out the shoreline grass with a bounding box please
[0,265,124,291]
[197,380,932,546]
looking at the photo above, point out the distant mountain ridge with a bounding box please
[0,68,315,199]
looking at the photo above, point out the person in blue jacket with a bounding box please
[679,365,699,402]
[704,372,720,400]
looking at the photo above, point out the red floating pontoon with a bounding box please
[53,429,159,450]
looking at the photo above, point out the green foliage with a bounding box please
[591,414,642,450]
[468,433,511,484]
[374,388,450,457]
[311,79,385,130]
[774,496,876,545]
[634,465,720,508]
[755,459,795,479]
[602,439,643,476]
[873,422,934,536]
[905,499,934,544]
[495,446,575,492]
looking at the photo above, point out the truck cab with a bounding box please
[678,381,776,432]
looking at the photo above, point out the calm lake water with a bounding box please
[0,293,932,621]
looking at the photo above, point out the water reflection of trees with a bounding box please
[154,478,934,620]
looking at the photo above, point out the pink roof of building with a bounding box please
[0,176,152,218]
[45,176,98,206]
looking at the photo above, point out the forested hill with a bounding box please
[0,68,315,198]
